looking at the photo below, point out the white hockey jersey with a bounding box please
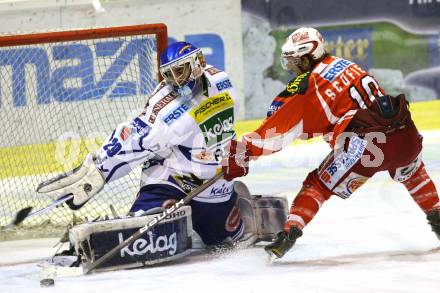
[95,65,238,203]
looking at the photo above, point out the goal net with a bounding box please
[0,24,167,238]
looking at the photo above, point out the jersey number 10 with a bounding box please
[349,75,384,109]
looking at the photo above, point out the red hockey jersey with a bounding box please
[245,55,385,157]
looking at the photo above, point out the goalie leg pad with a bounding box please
[68,206,193,271]
[235,181,288,242]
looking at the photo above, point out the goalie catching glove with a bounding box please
[37,153,105,210]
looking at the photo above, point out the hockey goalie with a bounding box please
[37,41,288,272]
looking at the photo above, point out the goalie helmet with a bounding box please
[159,42,206,99]
[280,27,326,70]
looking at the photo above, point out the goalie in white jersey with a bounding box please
[40,42,244,246]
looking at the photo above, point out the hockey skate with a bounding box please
[264,226,302,259]
[427,210,440,241]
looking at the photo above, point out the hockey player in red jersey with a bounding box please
[222,27,440,258]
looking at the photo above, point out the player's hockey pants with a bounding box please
[285,124,439,231]
[130,184,243,246]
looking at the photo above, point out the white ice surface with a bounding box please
[1,131,440,293]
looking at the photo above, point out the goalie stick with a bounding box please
[83,172,224,274]
[5,194,74,228]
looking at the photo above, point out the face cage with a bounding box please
[160,61,191,87]
[280,54,302,71]
[160,52,202,88]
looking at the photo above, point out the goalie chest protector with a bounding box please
[69,206,192,271]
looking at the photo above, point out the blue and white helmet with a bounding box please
[159,42,206,89]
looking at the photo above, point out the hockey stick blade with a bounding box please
[6,194,74,228]
[10,207,33,226]
[83,172,223,274]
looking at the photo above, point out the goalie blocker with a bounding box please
[67,182,287,271]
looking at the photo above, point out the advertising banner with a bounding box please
[242,0,440,118]
[0,0,244,118]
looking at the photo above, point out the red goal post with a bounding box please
[0,23,168,80]
[0,23,167,237]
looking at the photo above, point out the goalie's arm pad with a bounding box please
[94,90,178,183]
[37,153,105,208]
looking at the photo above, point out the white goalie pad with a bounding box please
[235,181,288,242]
[68,206,193,272]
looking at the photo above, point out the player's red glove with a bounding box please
[222,139,251,181]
